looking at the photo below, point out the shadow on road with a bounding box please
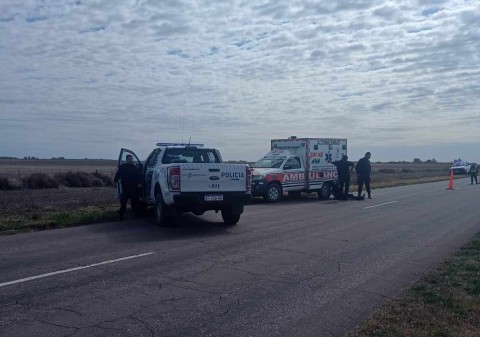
[88,210,236,243]
[91,195,342,243]
[248,194,335,205]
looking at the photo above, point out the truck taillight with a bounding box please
[168,167,181,191]
[246,166,252,192]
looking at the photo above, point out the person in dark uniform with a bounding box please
[332,155,354,200]
[114,154,143,220]
[355,152,372,199]
[470,163,478,184]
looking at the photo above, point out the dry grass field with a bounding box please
[0,158,117,179]
[0,158,452,178]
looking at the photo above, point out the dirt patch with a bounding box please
[0,187,118,215]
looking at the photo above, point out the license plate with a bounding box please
[204,194,223,201]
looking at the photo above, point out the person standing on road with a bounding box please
[114,154,143,220]
[355,152,372,199]
[332,155,355,200]
[469,163,478,185]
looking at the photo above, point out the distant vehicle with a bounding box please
[116,143,251,225]
[450,159,470,175]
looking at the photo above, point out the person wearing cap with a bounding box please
[355,152,372,199]
[114,154,143,220]
[332,154,355,200]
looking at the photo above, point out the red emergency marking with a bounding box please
[283,172,305,182]
[308,171,338,179]
[324,171,338,178]
[266,171,337,182]
[309,152,324,158]
[265,173,284,182]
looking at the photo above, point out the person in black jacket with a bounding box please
[470,163,478,184]
[355,152,372,199]
[332,155,354,200]
[114,154,143,220]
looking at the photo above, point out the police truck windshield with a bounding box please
[252,157,285,168]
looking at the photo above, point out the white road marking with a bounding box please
[364,201,398,209]
[0,252,155,288]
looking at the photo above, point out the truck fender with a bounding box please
[231,204,244,215]
[154,183,162,201]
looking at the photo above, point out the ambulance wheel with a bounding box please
[318,183,331,200]
[264,182,282,203]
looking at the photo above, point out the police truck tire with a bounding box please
[264,182,282,203]
[154,192,169,226]
[318,183,331,200]
[221,207,240,225]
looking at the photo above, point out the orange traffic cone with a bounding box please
[448,169,454,190]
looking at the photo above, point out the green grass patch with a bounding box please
[348,233,480,337]
[0,205,119,235]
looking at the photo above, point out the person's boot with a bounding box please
[368,193,372,199]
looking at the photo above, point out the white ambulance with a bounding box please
[251,137,347,202]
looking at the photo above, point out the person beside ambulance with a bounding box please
[355,152,372,199]
[332,155,354,200]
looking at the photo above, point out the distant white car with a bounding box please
[450,160,470,175]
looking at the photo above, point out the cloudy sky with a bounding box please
[1,0,479,162]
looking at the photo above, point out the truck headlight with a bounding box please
[252,174,265,180]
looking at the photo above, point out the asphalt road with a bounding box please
[1,179,480,337]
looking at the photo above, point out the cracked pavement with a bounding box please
[1,179,480,336]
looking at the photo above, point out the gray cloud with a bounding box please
[0,0,479,162]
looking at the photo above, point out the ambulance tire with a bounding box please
[264,182,283,203]
[318,183,332,200]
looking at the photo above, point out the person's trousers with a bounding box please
[357,175,371,196]
[339,178,351,198]
[119,190,140,216]
[471,173,478,184]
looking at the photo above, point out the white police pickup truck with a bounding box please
[117,143,251,225]
[450,159,470,175]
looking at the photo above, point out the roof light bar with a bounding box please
[156,143,204,147]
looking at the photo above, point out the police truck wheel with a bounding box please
[318,183,331,200]
[154,192,169,226]
[264,182,282,203]
[221,207,240,225]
